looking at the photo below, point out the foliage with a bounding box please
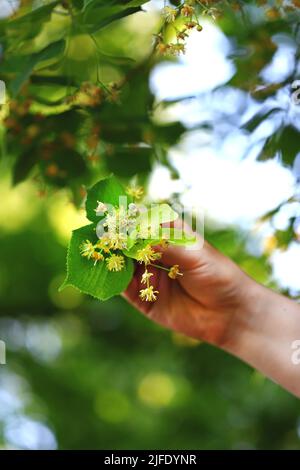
[0,0,300,245]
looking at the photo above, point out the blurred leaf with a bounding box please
[80,0,149,34]
[1,1,60,41]
[258,125,300,166]
[243,108,282,132]
[278,126,300,166]
[106,146,152,177]
[7,40,66,96]
[39,147,87,187]
[13,149,37,185]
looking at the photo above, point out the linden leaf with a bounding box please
[160,227,197,246]
[60,224,134,300]
[124,228,196,259]
[85,175,132,223]
[129,203,179,240]
[138,204,178,228]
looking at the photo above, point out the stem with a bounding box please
[149,263,183,275]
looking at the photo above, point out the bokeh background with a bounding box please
[0,0,300,449]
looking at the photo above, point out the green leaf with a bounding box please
[127,203,179,243]
[85,175,132,223]
[124,227,196,259]
[278,126,300,166]
[1,1,61,43]
[258,125,300,166]
[242,108,282,133]
[8,40,66,96]
[39,148,87,187]
[137,204,179,231]
[81,0,148,34]
[8,1,60,27]
[60,224,134,300]
[106,146,152,177]
[160,227,197,246]
[13,149,37,185]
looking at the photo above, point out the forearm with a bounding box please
[223,278,300,397]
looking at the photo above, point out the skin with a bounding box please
[125,231,300,398]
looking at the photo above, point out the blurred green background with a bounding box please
[1,0,300,449]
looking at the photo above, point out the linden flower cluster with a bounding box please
[80,199,138,271]
[157,2,203,57]
[79,186,183,302]
[136,244,182,303]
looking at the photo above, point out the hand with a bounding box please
[124,232,253,347]
[125,227,300,397]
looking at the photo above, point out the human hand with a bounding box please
[124,228,253,347]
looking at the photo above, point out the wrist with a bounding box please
[220,273,270,355]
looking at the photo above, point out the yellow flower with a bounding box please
[103,212,117,232]
[96,236,112,253]
[94,201,107,216]
[106,254,125,272]
[156,42,170,56]
[168,43,186,56]
[136,245,162,265]
[80,240,95,259]
[126,185,144,200]
[162,6,177,22]
[92,251,104,265]
[181,4,195,17]
[168,264,182,280]
[185,21,197,29]
[177,30,188,41]
[139,286,159,302]
[110,232,128,250]
[141,270,153,285]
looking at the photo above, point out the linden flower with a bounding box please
[96,236,112,253]
[139,286,159,302]
[141,270,154,285]
[95,201,107,216]
[128,203,138,216]
[162,6,177,23]
[169,43,186,56]
[80,240,95,259]
[92,251,104,265]
[106,254,125,272]
[181,4,195,16]
[136,245,162,265]
[177,30,188,41]
[126,186,144,200]
[156,42,170,55]
[110,232,127,250]
[168,264,182,280]
[185,21,197,29]
[103,212,117,232]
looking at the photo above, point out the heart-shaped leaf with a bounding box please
[85,175,132,223]
[60,224,134,300]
